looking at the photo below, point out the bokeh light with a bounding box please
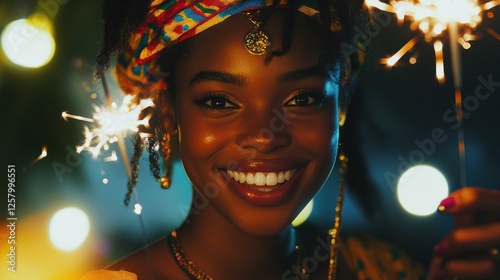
[49,207,90,252]
[397,165,449,216]
[292,199,314,227]
[1,17,55,68]
[133,203,143,215]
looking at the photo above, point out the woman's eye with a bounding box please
[194,93,238,109]
[285,90,325,107]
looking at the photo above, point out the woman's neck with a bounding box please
[175,200,297,280]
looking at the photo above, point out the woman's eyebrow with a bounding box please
[189,71,247,87]
[278,65,326,83]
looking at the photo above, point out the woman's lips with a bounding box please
[220,161,304,207]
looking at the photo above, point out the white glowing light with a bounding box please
[62,95,154,158]
[434,40,445,83]
[397,165,449,216]
[133,203,143,215]
[103,150,118,162]
[292,199,314,227]
[25,145,48,170]
[369,0,486,34]
[1,18,55,68]
[49,207,90,252]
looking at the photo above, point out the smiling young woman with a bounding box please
[80,0,500,279]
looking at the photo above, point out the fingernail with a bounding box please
[438,196,456,212]
[433,239,449,256]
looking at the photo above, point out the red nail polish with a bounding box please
[433,240,449,256]
[438,197,456,212]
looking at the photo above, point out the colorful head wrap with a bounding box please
[116,0,341,97]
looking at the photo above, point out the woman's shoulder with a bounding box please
[81,235,187,280]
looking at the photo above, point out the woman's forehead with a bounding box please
[176,9,327,73]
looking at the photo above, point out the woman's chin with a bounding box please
[240,225,292,238]
[230,212,297,238]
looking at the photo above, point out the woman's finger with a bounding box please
[434,223,500,256]
[438,187,500,215]
[424,256,443,280]
[437,256,499,280]
[452,212,479,228]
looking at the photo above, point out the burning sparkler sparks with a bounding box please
[366,0,499,83]
[24,146,48,170]
[62,95,154,159]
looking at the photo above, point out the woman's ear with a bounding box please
[158,91,178,134]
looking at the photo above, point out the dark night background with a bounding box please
[1,1,499,279]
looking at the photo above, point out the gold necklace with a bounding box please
[168,230,309,280]
[169,230,213,280]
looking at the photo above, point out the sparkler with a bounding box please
[61,90,154,159]
[63,66,158,278]
[366,0,498,81]
[24,146,48,170]
[62,67,155,210]
[366,0,499,187]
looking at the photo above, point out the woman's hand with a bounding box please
[426,187,500,280]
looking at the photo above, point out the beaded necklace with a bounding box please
[168,230,310,280]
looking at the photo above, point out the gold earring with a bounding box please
[160,133,172,189]
[243,10,271,55]
[327,144,348,280]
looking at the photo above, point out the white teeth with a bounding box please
[238,172,246,184]
[277,172,285,184]
[226,168,297,186]
[246,173,255,184]
[266,173,277,186]
[285,170,291,180]
[255,172,265,186]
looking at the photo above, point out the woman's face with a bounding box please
[171,9,340,236]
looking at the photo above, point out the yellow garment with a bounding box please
[341,235,425,280]
[80,235,425,280]
[80,270,137,280]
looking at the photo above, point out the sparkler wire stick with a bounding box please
[449,21,467,187]
[97,66,155,278]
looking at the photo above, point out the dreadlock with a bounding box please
[124,133,145,206]
[263,0,298,63]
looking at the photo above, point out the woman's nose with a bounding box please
[236,107,292,154]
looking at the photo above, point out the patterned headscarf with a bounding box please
[116,0,341,98]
